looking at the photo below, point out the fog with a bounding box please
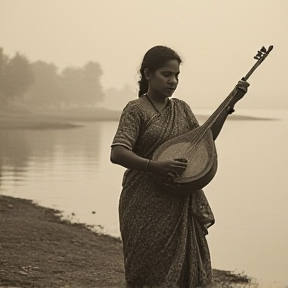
[1,0,287,110]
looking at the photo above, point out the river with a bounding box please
[0,109,287,287]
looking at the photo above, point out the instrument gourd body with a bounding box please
[152,45,273,197]
[152,124,217,197]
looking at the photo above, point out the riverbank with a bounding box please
[0,107,119,130]
[0,107,275,130]
[0,195,257,288]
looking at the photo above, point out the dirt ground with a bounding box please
[0,195,256,288]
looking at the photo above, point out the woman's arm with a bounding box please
[110,145,148,172]
[110,145,188,178]
[210,108,230,140]
[211,80,249,140]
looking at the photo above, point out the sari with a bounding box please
[111,98,215,287]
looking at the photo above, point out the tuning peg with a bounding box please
[254,51,263,59]
[256,52,263,58]
[260,46,267,53]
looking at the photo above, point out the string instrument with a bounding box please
[152,45,273,197]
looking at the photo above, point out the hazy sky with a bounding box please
[1,0,287,109]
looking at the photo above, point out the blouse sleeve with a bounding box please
[111,102,144,150]
[182,100,199,129]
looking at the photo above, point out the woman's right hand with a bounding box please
[148,158,188,180]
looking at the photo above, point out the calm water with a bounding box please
[0,109,287,287]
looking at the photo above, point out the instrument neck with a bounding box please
[204,89,236,129]
[201,45,274,131]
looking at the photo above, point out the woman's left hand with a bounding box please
[232,79,250,104]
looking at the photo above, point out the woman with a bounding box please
[110,46,249,287]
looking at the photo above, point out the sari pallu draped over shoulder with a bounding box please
[112,98,215,287]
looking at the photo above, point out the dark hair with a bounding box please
[138,46,182,97]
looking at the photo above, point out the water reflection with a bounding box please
[0,123,101,187]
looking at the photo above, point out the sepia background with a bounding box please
[1,0,288,110]
[1,1,288,287]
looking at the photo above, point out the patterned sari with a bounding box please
[112,98,215,288]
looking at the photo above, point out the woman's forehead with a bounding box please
[159,60,180,72]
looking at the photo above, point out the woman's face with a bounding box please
[146,59,180,98]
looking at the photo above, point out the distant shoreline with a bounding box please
[0,108,277,130]
[196,113,277,122]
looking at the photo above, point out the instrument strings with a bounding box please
[181,90,237,159]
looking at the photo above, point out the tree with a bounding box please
[60,66,84,106]
[83,61,104,104]
[0,52,33,104]
[26,61,61,107]
[60,61,104,106]
[0,47,105,110]
[0,48,9,104]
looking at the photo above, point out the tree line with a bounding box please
[0,48,104,110]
